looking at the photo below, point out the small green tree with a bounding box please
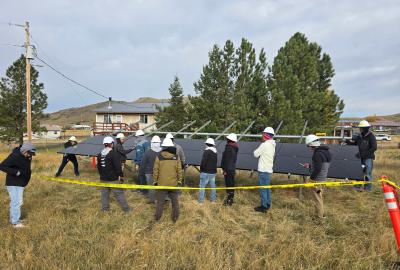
[155,76,188,131]
[0,55,48,144]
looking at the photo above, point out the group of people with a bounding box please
[0,120,377,227]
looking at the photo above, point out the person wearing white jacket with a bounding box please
[253,127,276,213]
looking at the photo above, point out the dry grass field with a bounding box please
[0,138,399,269]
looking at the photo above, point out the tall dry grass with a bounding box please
[0,138,399,269]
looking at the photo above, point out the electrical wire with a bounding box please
[35,55,109,99]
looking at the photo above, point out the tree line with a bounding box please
[156,32,345,136]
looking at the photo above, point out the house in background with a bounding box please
[33,124,62,140]
[93,101,169,135]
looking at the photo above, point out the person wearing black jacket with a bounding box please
[221,133,239,206]
[346,120,377,191]
[97,136,130,213]
[304,135,332,219]
[115,133,134,165]
[0,142,36,228]
[55,136,79,177]
[198,138,218,203]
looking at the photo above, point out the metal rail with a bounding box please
[152,131,351,140]
[188,120,211,139]
[238,120,256,141]
[215,121,237,141]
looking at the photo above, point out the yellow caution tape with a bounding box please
[41,176,385,190]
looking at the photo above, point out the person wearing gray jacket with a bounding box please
[304,135,332,219]
[139,135,162,203]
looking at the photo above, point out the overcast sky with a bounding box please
[1,0,399,117]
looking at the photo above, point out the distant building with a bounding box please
[370,120,400,134]
[70,124,92,130]
[335,119,400,136]
[93,101,169,134]
[34,124,62,140]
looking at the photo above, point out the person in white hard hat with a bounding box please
[166,133,186,168]
[97,136,130,213]
[346,120,377,191]
[133,129,150,192]
[153,137,183,223]
[55,136,79,177]
[253,127,276,213]
[303,134,332,219]
[115,133,134,168]
[198,138,218,203]
[139,135,162,203]
[221,133,239,206]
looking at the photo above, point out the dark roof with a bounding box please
[94,102,169,114]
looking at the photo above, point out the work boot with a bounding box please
[223,198,233,206]
[55,173,60,177]
[254,206,268,213]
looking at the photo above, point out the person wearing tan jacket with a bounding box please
[153,138,183,223]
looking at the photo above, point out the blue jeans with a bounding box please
[6,186,24,225]
[258,172,271,209]
[198,172,216,203]
[363,158,373,191]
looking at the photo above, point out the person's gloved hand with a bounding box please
[355,153,361,159]
[303,163,310,169]
[222,170,227,176]
[16,170,21,177]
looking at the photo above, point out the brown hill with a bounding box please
[42,97,168,127]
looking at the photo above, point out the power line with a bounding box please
[35,55,109,99]
[30,35,88,105]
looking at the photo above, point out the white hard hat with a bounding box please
[116,133,125,139]
[226,133,238,142]
[166,133,174,139]
[161,138,174,147]
[205,138,215,146]
[305,134,320,147]
[151,135,161,143]
[68,136,77,142]
[263,127,275,135]
[358,120,371,128]
[135,130,145,136]
[103,136,114,145]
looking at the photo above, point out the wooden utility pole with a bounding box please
[25,21,32,141]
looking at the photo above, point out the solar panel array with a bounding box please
[60,136,364,180]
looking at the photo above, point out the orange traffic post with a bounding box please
[91,156,96,169]
[382,175,400,251]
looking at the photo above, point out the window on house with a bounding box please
[115,115,122,123]
[140,114,148,124]
[104,114,112,123]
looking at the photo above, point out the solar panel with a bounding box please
[60,136,364,180]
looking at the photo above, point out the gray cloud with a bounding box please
[0,0,399,116]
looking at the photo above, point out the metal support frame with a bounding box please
[275,121,283,135]
[142,121,158,131]
[215,121,237,141]
[238,120,256,141]
[152,131,351,141]
[188,120,211,139]
[173,121,196,136]
[297,120,308,200]
[145,120,174,138]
